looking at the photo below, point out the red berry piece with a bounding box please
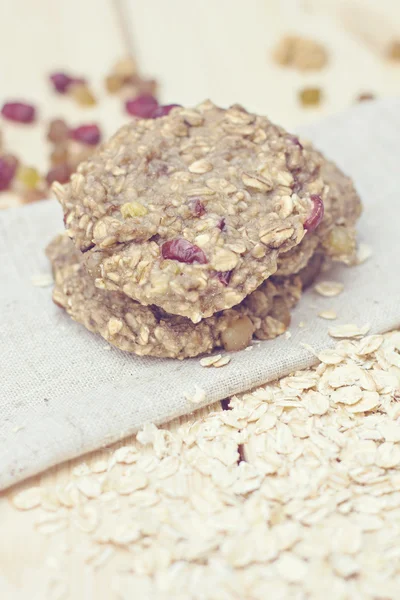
[287,134,303,150]
[217,218,226,231]
[70,124,101,145]
[216,271,232,286]
[50,72,86,94]
[125,94,158,118]
[0,155,18,190]
[161,238,208,264]
[191,198,206,217]
[46,163,72,185]
[1,102,36,124]
[304,194,324,232]
[151,104,181,118]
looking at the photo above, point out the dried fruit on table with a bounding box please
[125,94,159,118]
[46,163,72,185]
[357,92,376,102]
[50,72,86,94]
[50,145,69,166]
[388,40,400,61]
[299,87,322,107]
[0,154,18,190]
[69,83,97,107]
[47,119,70,143]
[70,124,101,145]
[1,102,36,123]
[16,166,41,190]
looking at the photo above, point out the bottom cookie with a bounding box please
[46,235,320,359]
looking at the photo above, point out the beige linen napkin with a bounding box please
[1,98,399,490]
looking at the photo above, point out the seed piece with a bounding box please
[121,201,148,218]
[299,87,322,106]
[221,316,254,352]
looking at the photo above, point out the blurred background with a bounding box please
[0,0,399,208]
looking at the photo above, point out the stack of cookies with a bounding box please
[48,101,361,359]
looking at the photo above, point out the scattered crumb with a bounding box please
[298,322,306,329]
[356,243,372,265]
[318,310,337,320]
[357,92,376,103]
[31,273,54,288]
[273,35,328,71]
[299,87,322,107]
[285,331,292,339]
[314,281,344,297]
[388,40,400,61]
[245,346,253,352]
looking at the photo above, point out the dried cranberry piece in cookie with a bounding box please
[217,218,226,231]
[191,198,206,217]
[304,194,324,232]
[151,104,181,118]
[125,94,158,118]
[216,271,232,286]
[161,238,208,264]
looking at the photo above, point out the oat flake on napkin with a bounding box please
[1,98,399,490]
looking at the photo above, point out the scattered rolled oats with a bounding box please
[213,356,231,368]
[314,280,344,297]
[12,486,42,510]
[329,323,371,339]
[200,354,222,367]
[184,385,207,404]
[318,309,337,320]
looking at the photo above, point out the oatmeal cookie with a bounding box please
[46,234,320,359]
[54,101,361,322]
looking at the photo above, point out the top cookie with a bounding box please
[54,101,360,322]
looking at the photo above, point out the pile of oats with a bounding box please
[9,330,400,599]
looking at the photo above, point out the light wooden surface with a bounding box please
[1,1,399,597]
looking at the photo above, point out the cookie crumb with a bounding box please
[285,331,292,340]
[299,87,322,107]
[31,273,54,287]
[356,243,372,265]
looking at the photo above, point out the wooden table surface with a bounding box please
[0,1,399,598]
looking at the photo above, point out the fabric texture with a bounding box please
[1,98,399,490]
